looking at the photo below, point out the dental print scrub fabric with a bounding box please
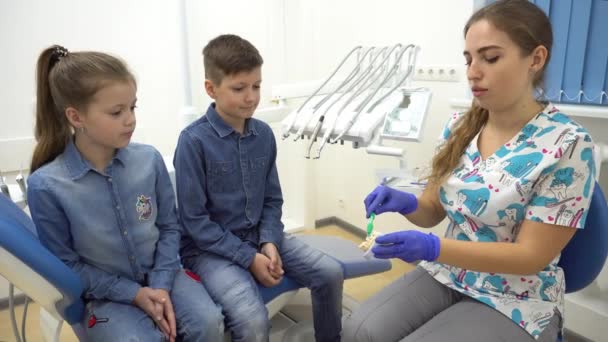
[420,103,595,339]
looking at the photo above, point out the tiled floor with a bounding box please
[0,225,413,342]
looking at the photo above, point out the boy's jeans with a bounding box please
[83,270,224,342]
[184,234,344,342]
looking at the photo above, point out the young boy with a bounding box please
[173,34,344,342]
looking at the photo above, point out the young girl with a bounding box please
[27,45,224,342]
[344,1,595,341]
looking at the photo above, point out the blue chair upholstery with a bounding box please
[558,182,608,293]
[554,182,608,341]
[0,194,86,341]
[257,275,300,304]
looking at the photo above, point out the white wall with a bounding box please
[276,0,608,235]
[1,0,187,300]
[184,0,286,112]
[0,0,293,302]
[0,0,292,172]
[3,1,607,230]
[278,0,474,234]
[0,0,191,172]
[271,3,608,340]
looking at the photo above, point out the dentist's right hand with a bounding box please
[364,185,418,218]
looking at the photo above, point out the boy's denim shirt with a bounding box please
[174,104,284,269]
[27,141,181,304]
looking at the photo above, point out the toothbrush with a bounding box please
[362,212,377,258]
[366,212,376,237]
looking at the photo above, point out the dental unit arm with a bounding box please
[280,45,430,151]
[279,44,431,186]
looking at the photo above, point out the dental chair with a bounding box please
[0,194,86,342]
[0,189,391,341]
[559,182,608,292]
[556,182,608,341]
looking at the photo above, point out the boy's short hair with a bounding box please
[203,34,263,85]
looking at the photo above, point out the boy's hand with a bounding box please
[261,243,284,280]
[249,253,281,287]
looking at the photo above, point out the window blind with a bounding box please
[484,0,607,106]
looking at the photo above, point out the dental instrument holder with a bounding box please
[366,136,423,191]
[0,174,10,198]
[279,44,430,190]
[365,84,431,190]
[0,170,27,209]
[281,44,422,159]
[15,172,27,205]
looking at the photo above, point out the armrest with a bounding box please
[0,216,85,324]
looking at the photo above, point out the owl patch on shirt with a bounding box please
[136,195,153,221]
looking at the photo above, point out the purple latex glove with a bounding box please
[364,185,418,218]
[371,230,440,263]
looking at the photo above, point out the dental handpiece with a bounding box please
[16,173,27,203]
[0,175,10,198]
[305,116,325,159]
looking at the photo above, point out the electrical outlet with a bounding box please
[337,198,345,209]
[412,65,462,82]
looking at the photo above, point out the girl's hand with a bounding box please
[152,288,176,342]
[133,287,175,341]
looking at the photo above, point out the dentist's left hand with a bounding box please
[371,230,441,263]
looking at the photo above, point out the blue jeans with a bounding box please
[82,269,224,342]
[184,234,344,342]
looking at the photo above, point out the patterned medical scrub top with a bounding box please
[420,103,596,339]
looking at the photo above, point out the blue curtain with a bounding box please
[484,0,607,106]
